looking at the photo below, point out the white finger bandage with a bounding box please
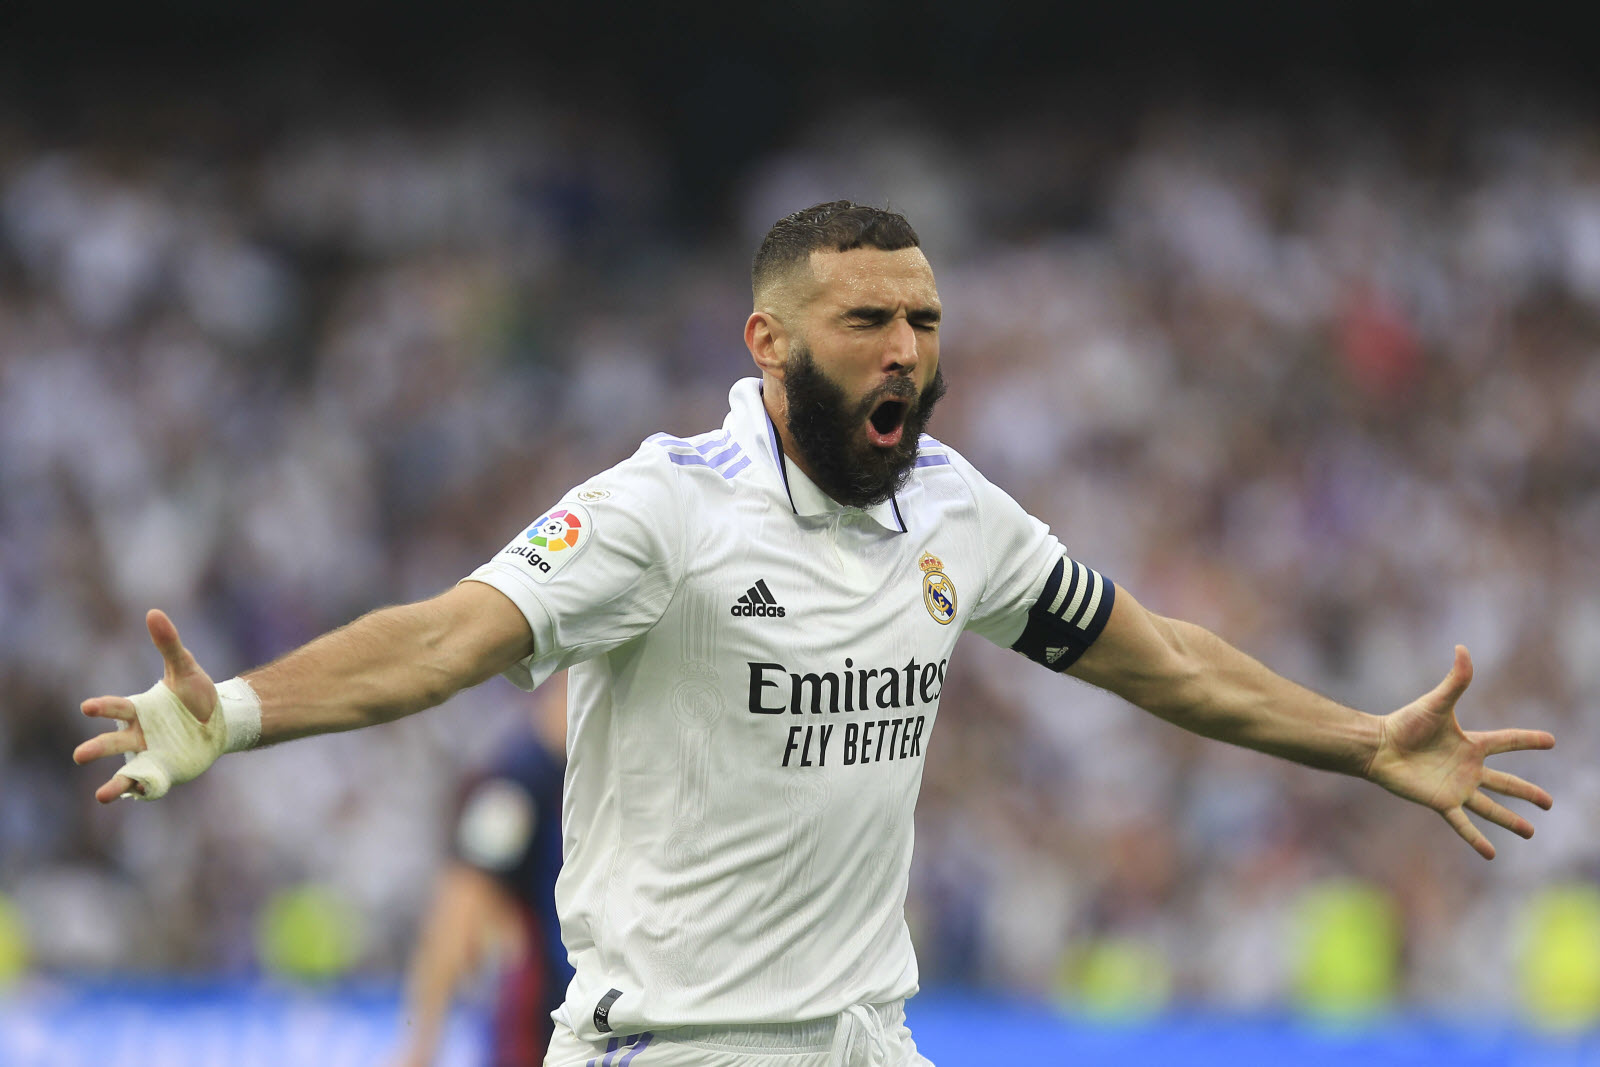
[120,677,261,801]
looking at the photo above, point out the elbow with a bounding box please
[363,662,459,725]
[413,642,476,713]
[416,672,460,715]
[1128,615,1207,716]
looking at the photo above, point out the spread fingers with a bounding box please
[96,773,143,805]
[1482,729,1556,756]
[1481,768,1553,810]
[81,696,137,722]
[1442,807,1496,860]
[73,728,146,765]
[1465,790,1535,839]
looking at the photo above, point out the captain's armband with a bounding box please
[1010,555,1116,671]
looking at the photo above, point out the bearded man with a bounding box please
[76,201,1554,1067]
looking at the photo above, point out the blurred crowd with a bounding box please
[3,82,1598,1019]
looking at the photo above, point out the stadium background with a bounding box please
[4,3,1600,1063]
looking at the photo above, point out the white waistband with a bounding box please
[658,999,903,1061]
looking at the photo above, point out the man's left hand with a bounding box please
[1366,645,1555,859]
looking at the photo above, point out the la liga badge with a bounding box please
[512,500,594,583]
[920,552,957,625]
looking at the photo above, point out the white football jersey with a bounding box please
[465,378,1114,1039]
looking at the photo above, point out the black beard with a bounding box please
[782,345,947,508]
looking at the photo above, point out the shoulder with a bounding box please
[456,770,540,871]
[907,435,1042,542]
[568,427,756,549]
[912,433,958,475]
[641,427,756,485]
[910,433,982,505]
[565,434,704,514]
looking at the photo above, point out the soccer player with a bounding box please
[76,202,1555,1067]
[394,674,571,1067]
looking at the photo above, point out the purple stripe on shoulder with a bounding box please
[694,432,733,455]
[915,454,951,467]
[707,443,743,468]
[599,1036,621,1067]
[618,1033,655,1065]
[666,451,711,467]
[721,455,752,479]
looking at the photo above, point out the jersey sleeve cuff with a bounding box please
[461,563,559,691]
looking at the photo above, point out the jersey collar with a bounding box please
[728,378,908,534]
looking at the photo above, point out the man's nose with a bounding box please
[884,318,919,372]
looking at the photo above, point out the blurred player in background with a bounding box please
[395,674,571,1067]
[75,202,1556,1067]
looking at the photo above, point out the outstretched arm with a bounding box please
[1068,588,1554,859]
[73,580,533,803]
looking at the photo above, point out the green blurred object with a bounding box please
[1518,884,1600,1031]
[0,893,28,986]
[1292,880,1398,1020]
[1060,936,1173,1020]
[256,884,363,982]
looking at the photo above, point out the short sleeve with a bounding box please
[953,451,1115,669]
[463,444,685,690]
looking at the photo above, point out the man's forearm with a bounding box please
[1070,592,1382,778]
[242,583,533,746]
[1136,616,1381,776]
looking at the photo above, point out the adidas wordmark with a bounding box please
[731,578,786,618]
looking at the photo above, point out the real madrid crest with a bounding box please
[919,552,957,625]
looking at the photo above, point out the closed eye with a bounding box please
[844,309,891,328]
[842,308,942,330]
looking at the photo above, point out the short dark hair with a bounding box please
[752,201,921,300]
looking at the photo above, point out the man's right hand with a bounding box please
[73,609,222,803]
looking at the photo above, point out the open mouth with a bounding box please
[866,399,908,448]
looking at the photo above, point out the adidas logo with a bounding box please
[731,579,787,618]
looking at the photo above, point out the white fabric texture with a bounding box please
[828,1004,889,1067]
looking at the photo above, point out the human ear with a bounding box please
[745,311,788,377]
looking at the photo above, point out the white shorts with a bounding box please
[543,1000,934,1067]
